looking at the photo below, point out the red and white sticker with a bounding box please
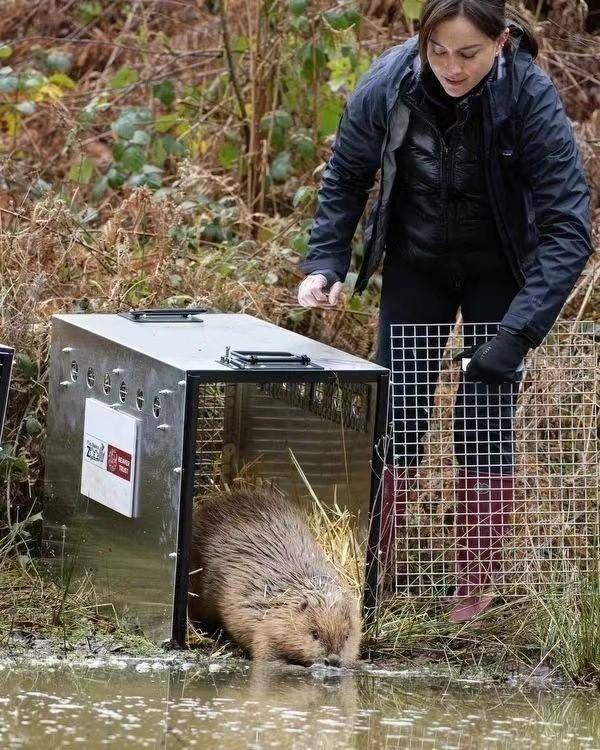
[107,445,132,482]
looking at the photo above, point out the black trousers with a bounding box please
[376,261,521,475]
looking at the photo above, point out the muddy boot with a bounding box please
[379,464,409,588]
[448,471,514,623]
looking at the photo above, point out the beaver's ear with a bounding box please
[298,597,309,612]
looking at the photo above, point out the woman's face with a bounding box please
[427,15,509,98]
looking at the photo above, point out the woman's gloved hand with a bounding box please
[297,272,343,308]
[461,328,530,385]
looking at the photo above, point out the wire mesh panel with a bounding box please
[195,383,234,494]
[388,321,599,600]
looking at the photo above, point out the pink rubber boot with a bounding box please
[448,471,514,623]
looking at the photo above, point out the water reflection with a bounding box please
[0,660,598,748]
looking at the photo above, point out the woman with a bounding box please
[297,0,592,622]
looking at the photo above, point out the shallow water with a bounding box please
[0,660,599,749]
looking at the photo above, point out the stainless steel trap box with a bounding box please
[43,310,388,645]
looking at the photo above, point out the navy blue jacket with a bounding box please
[300,33,592,346]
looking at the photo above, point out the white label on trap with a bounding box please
[81,398,140,517]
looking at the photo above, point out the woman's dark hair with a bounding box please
[418,0,539,61]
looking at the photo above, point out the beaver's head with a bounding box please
[254,585,361,667]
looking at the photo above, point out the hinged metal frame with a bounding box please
[172,367,389,647]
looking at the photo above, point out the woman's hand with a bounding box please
[297,274,343,308]
[462,329,530,385]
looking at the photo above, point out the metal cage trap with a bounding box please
[43,310,388,645]
[381,320,600,603]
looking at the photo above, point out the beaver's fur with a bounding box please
[189,487,361,667]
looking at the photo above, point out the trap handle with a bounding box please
[120,307,210,323]
[219,348,323,370]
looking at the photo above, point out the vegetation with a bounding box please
[0,0,598,679]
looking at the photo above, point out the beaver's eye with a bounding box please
[311,629,319,640]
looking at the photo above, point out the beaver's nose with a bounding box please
[324,655,341,667]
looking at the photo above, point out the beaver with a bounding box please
[189,486,361,667]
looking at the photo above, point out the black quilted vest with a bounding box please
[388,64,509,280]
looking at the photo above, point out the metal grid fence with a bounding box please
[388,321,599,599]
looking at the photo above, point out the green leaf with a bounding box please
[287,307,306,325]
[110,66,139,90]
[216,262,234,277]
[289,0,309,16]
[90,175,109,200]
[121,146,145,173]
[161,134,187,156]
[292,185,314,207]
[25,417,42,436]
[318,95,343,137]
[290,15,310,34]
[323,4,360,30]
[15,352,37,379]
[299,42,328,80]
[152,80,175,107]
[113,119,135,140]
[142,164,163,174]
[46,50,73,73]
[402,0,423,20]
[261,109,293,133]
[231,36,249,53]
[292,132,315,160]
[78,1,102,23]
[48,72,76,89]
[149,137,167,167]
[291,231,309,256]
[68,157,94,184]
[22,73,44,91]
[142,171,162,190]
[218,141,239,170]
[270,150,292,183]
[131,129,151,146]
[112,141,126,161]
[155,113,179,133]
[107,168,126,189]
[0,453,28,479]
[0,45,12,60]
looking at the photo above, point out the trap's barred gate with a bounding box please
[385,320,599,601]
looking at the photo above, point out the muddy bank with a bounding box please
[0,629,580,693]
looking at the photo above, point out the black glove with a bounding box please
[459,328,530,385]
